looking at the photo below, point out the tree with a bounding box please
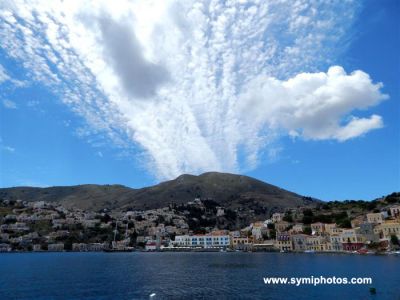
[283,213,293,223]
[303,226,312,235]
[390,235,399,246]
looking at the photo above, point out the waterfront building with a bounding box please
[340,229,365,251]
[48,243,64,252]
[329,234,343,251]
[275,232,292,251]
[291,234,308,252]
[173,233,230,248]
[0,243,11,252]
[145,241,157,251]
[231,236,252,251]
[306,236,325,251]
[359,223,379,243]
[33,244,42,251]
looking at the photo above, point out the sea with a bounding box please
[0,252,399,300]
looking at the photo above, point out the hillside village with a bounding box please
[1,193,399,253]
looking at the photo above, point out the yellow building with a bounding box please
[340,229,365,244]
[374,221,400,239]
[231,236,251,247]
[275,232,292,251]
[366,213,384,224]
[324,223,337,235]
[306,236,325,251]
[311,222,325,235]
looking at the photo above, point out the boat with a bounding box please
[304,250,315,254]
[357,248,368,255]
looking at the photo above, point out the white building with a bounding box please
[173,234,230,248]
[272,213,284,223]
[48,243,64,252]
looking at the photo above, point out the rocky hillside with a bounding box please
[0,172,318,215]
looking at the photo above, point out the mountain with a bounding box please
[0,172,318,214]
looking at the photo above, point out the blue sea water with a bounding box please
[0,252,399,300]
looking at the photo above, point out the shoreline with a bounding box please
[1,250,399,256]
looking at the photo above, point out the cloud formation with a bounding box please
[239,66,387,142]
[97,15,170,99]
[2,99,17,109]
[0,0,388,179]
[0,63,10,83]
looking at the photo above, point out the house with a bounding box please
[73,243,88,251]
[251,222,267,240]
[231,236,252,251]
[272,213,284,223]
[145,241,157,251]
[324,223,337,235]
[291,234,308,252]
[373,221,400,239]
[33,244,42,251]
[366,213,384,224]
[306,236,325,251]
[275,221,290,233]
[275,232,292,251]
[33,201,46,209]
[359,223,379,243]
[330,227,343,235]
[48,243,64,252]
[82,219,100,228]
[390,206,400,218]
[216,207,225,217]
[291,224,304,233]
[329,234,343,251]
[0,243,11,252]
[88,243,105,251]
[311,222,325,235]
[340,229,365,251]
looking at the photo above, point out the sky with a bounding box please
[0,0,399,201]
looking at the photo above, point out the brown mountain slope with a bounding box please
[0,172,318,212]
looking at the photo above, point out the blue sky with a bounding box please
[0,0,399,201]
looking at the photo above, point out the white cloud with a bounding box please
[0,0,387,180]
[0,62,27,87]
[2,99,17,109]
[0,63,10,83]
[238,66,388,142]
[2,145,15,153]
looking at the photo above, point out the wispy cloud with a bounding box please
[0,0,387,179]
[0,63,10,83]
[2,145,15,153]
[2,99,17,109]
[0,62,28,87]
